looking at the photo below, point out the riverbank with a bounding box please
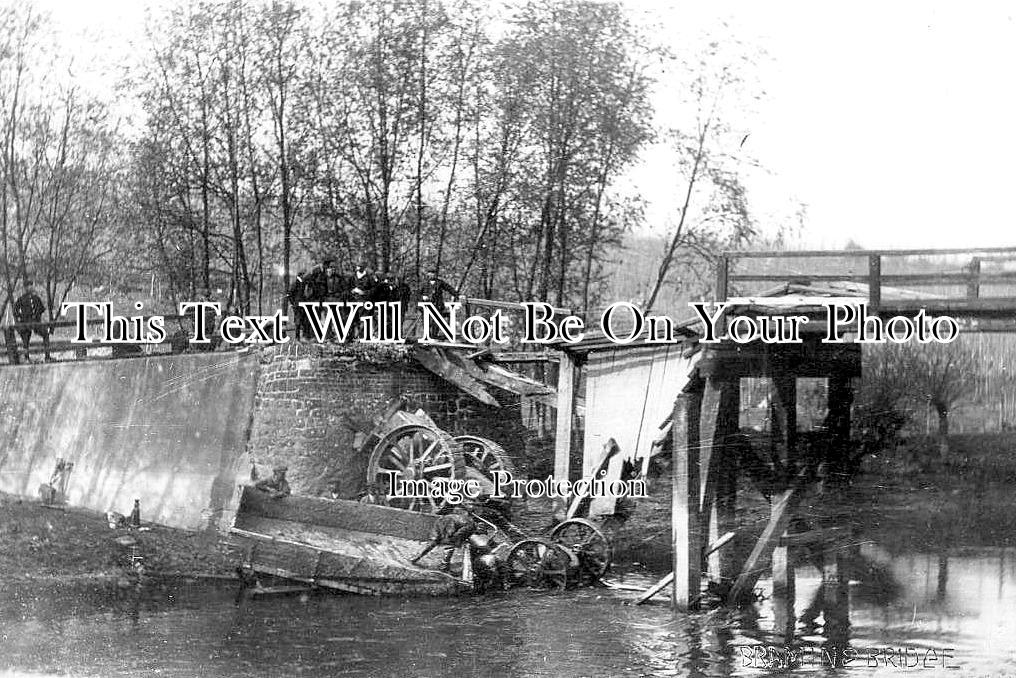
[0,493,239,584]
[4,432,1015,585]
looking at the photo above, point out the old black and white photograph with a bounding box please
[1,0,1015,676]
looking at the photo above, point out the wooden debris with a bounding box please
[635,572,674,605]
[727,485,799,604]
[413,346,499,407]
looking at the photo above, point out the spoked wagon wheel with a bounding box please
[367,424,465,513]
[455,435,514,480]
[549,518,611,585]
[505,538,575,590]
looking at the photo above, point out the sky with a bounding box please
[36,0,1016,251]
[624,0,1016,250]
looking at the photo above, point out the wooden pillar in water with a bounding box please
[822,550,850,656]
[826,374,854,485]
[771,539,796,641]
[700,376,740,582]
[554,352,576,516]
[672,387,703,610]
[770,372,797,633]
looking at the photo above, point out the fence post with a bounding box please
[715,255,729,302]
[867,254,881,312]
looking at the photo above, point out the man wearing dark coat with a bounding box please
[13,280,50,362]
[420,268,458,317]
[348,262,376,340]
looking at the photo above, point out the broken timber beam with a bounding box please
[636,531,734,605]
[413,346,499,407]
[726,484,800,605]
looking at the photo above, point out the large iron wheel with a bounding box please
[455,435,514,480]
[549,518,611,585]
[505,538,574,590]
[367,424,464,513]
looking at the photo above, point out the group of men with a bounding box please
[287,259,459,340]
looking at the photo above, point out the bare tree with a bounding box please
[642,35,761,313]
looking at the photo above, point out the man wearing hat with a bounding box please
[420,268,458,318]
[254,465,291,500]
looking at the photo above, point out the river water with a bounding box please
[2,510,1016,676]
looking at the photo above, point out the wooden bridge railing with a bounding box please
[715,246,1016,319]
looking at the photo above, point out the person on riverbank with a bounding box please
[254,466,291,499]
[410,505,475,573]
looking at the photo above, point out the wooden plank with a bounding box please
[554,352,576,497]
[463,359,555,397]
[235,486,439,541]
[489,351,557,363]
[567,439,618,519]
[724,245,1016,259]
[413,346,500,407]
[635,571,674,605]
[247,585,314,597]
[672,389,703,611]
[637,531,734,605]
[460,297,572,315]
[727,485,799,604]
[730,270,1016,286]
[878,297,1016,317]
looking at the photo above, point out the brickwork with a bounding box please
[247,342,527,499]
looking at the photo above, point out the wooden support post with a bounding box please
[821,550,850,654]
[868,254,881,311]
[553,352,576,516]
[699,376,740,583]
[967,257,982,299]
[771,537,796,642]
[4,327,19,365]
[715,254,729,301]
[672,388,703,611]
[826,374,854,485]
[771,374,798,472]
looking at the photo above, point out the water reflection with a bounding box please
[1,546,1016,676]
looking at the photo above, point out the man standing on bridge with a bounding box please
[13,280,51,363]
[420,268,458,320]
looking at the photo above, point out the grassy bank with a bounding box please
[0,493,239,584]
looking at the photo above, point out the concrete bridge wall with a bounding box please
[0,351,259,530]
[0,344,528,530]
